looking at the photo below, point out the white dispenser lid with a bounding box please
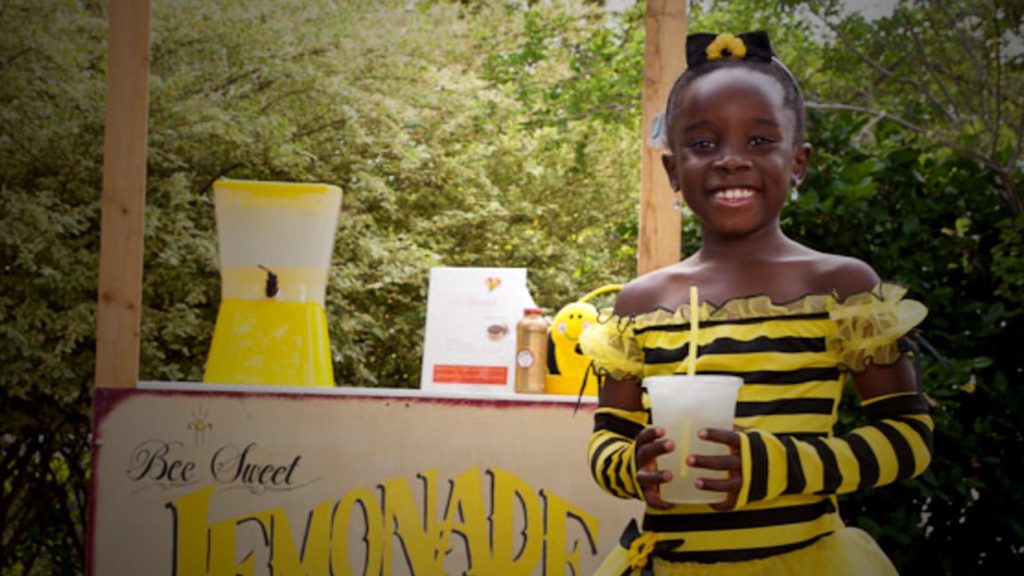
[214,179,342,270]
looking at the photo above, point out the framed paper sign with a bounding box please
[419,267,535,394]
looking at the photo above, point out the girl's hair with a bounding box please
[664,58,807,149]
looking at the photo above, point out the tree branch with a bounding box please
[808,3,955,123]
[200,163,245,196]
[0,47,42,82]
[994,168,1024,215]
[258,87,318,115]
[807,101,933,136]
[939,3,992,87]
[294,116,352,139]
[0,0,10,34]
[896,8,964,129]
[990,3,1003,159]
[933,3,995,142]
[1013,93,1024,171]
[808,100,1024,215]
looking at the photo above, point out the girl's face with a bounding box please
[663,66,810,240]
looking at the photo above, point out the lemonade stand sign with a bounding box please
[89,385,636,575]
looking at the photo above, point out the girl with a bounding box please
[580,31,933,575]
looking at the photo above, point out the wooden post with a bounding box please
[94,0,151,389]
[638,0,686,276]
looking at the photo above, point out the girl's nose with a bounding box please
[713,152,752,172]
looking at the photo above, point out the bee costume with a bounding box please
[580,283,932,575]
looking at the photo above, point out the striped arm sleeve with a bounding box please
[735,392,934,507]
[588,407,648,500]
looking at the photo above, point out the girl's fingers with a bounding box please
[709,494,739,511]
[684,428,745,511]
[634,425,676,510]
[687,453,740,471]
[642,486,674,511]
[696,476,742,511]
[639,473,674,510]
[636,438,674,468]
[635,426,664,446]
[637,469,671,486]
[695,476,742,493]
[635,426,674,469]
[698,427,740,448]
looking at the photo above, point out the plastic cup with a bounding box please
[643,375,743,504]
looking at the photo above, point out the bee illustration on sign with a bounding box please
[187,406,213,447]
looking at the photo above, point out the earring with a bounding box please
[672,191,683,211]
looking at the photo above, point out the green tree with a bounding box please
[793,113,1024,573]
[0,1,104,572]
[800,0,1024,214]
[140,0,640,387]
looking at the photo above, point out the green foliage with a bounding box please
[798,0,1024,213]
[1,0,1022,574]
[136,0,640,389]
[481,0,646,127]
[1,1,103,573]
[796,111,1024,573]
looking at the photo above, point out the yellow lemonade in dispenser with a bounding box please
[203,179,342,387]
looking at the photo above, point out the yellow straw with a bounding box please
[688,285,699,377]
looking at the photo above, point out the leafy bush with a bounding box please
[795,112,1024,574]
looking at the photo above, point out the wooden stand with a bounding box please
[95,0,151,389]
[638,0,686,276]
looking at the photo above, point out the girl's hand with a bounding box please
[634,425,676,510]
[688,427,743,511]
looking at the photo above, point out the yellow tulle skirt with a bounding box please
[595,527,899,576]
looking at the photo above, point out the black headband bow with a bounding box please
[686,31,775,68]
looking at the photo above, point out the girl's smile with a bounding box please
[710,187,757,207]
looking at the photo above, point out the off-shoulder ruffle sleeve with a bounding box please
[828,283,928,372]
[578,312,644,380]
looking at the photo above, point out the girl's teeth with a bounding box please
[714,188,755,200]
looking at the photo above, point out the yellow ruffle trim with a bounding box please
[577,315,645,381]
[577,283,927,379]
[828,283,928,371]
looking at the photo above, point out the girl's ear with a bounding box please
[791,143,812,188]
[661,153,680,190]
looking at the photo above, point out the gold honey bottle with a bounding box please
[515,308,549,394]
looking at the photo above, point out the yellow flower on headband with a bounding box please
[706,33,747,61]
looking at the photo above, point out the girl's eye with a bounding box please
[749,135,776,147]
[687,139,716,150]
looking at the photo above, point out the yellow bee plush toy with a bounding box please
[545,284,622,395]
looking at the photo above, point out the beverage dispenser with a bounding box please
[203,179,342,386]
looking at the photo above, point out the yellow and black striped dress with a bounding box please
[579,284,933,575]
